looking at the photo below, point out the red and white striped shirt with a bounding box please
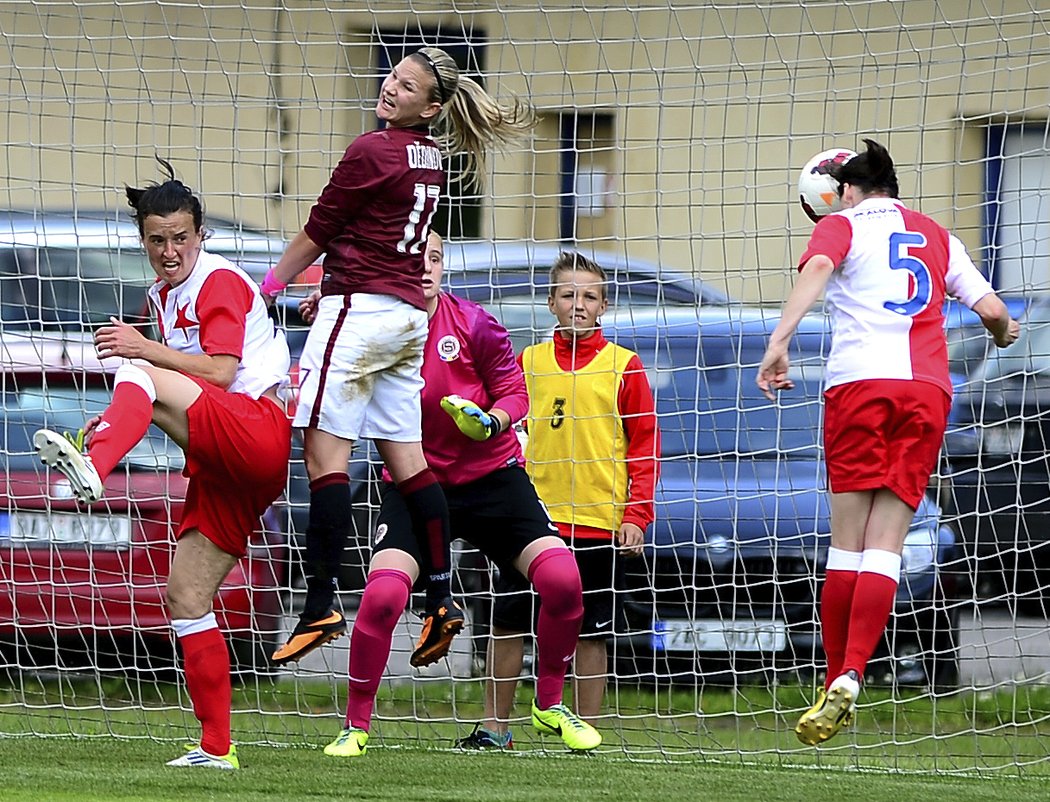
[148,249,290,399]
[800,197,995,396]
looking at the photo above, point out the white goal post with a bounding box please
[1,0,1050,774]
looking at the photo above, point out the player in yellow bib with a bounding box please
[458,251,660,749]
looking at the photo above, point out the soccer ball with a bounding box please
[797,147,856,223]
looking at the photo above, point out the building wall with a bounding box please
[0,1,1045,301]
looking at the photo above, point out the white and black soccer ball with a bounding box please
[797,147,856,223]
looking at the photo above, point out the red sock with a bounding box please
[529,548,583,709]
[842,571,899,679]
[179,627,232,756]
[88,381,154,481]
[345,569,412,731]
[820,569,859,689]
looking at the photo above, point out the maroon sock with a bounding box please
[179,627,232,756]
[820,569,859,689]
[841,572,899,679]
[345,569,412,730]
[397,469,451,609]
[529,548,583,709]
[87,381,153,481]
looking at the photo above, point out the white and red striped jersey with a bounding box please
[148,249,290,399]
[800,197,996,396]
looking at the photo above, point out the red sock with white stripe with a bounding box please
[820,547,862,690]
[173,613,231,757]
[529,548,584,710]
[87,364,156,481]
[345,569,412,731]
[841,549,902,680]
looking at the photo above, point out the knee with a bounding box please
[115,363,158,401]
[360,570,412,628]
[530,549,583,617]
[165,583,210,621]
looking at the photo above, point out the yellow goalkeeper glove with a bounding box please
[440,394,502,441]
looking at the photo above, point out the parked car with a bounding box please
[943,295,1048,608]
[0,340,288,677]
[309,240,959,687]
[603,305,959,688]
[0,209,311,337]
[281,240,732,595]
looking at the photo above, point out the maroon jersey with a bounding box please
[303,126,444,310]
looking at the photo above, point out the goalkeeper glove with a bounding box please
[440,394,503,441]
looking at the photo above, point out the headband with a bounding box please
[415,49,449,104]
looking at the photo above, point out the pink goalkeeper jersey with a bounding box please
[381,292,529,487]
[800,197,996,396]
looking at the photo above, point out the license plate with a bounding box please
[0,511,131,548]
[654,618,787,652]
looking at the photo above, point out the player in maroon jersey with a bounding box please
[264,46,533,668]
[293,232,599,757]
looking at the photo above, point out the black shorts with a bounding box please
[372,466,558,588]
[492,537,624,641]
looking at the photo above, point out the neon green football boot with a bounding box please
[323,727,369,758]
[530,700,602,751]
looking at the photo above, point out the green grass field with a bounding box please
[2,676,1050,801]
[4,739,1050,802]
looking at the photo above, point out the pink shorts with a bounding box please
[823,378,950,509]
[178,379,291,558]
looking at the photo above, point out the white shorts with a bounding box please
[293,293,427,442]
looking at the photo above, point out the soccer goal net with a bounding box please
[1,0,1049,775]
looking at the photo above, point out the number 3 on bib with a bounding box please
[883,231,932,317]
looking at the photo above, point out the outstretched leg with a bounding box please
[376,439,462,667]
[798,488,912,746]
[35,364,199,503]
[517,538,600,752]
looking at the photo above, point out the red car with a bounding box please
[0,333,286,675]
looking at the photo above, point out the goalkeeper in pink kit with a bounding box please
[304,232,600,757]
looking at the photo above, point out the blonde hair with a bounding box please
[549,251,608,301]
[413,47,534,185]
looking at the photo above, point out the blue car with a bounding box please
[600,305,959,688]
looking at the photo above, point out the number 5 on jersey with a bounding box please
[884,231,932,317]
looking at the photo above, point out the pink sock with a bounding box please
[820,569,859,689]
[529,548,583,709]
[842,572,899,679]
[88,381,154,481]
[345,569,412,730]
[179,627,232,756]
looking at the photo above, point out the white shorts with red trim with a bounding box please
[293,293,426,442]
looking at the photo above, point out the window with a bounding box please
[374,29,485,239]
[986,123,1050,292]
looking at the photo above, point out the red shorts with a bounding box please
[823,378,950,509]
[178,380,292,558]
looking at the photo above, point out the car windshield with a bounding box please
[1,382,183,471]
[0,247,154,332]
[947,323,993,378]
[452,272,717,354]
[472,294,831,459]
[605,313,827,458]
